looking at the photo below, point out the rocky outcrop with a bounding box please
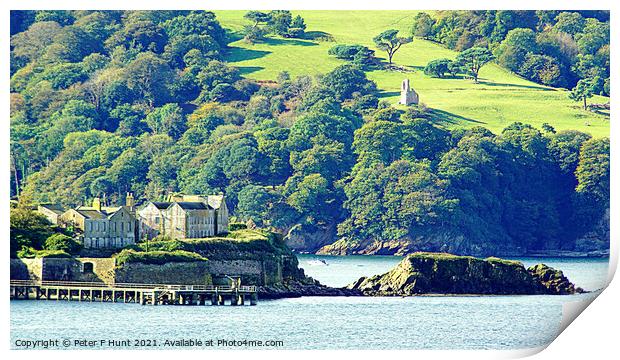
[574,208,610,253]
[259,278,362,299]
[285,222,338,253]
[348,252,583,296]
[317,232,524,257]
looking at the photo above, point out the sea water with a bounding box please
[10,256,610,350]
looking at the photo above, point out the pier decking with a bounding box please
[10,280,258,306]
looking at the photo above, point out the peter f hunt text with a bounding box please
[14,338,284,349]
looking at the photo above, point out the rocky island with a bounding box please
[347,252,583,296]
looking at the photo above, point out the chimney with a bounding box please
[92,197,101,212]
[126,192,135,210]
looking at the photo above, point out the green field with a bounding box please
[214,10,609,137]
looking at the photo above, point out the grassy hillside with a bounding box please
[215,10,609,137]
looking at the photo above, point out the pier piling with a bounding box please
[10,280,258,306]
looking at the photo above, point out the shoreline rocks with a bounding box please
[347,252,583,296]
[316,237,609,258]
[258,278,362,299]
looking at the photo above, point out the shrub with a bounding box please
[229,222,248,231]
[328,44,369,60]
[17,247,72,258]
[424,59,452,78]
[115,249,207,266]
[10,207,53,257]
[44,233,82,254]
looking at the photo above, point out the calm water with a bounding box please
[10,255,610,350]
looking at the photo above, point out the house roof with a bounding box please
[206,195,225,209]
[38,204,65,215]
[73,205,126,219]
[74,209,108,219]
[151,202,172,210]
[176,202,212,210]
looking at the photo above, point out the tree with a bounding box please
[519,54,563,86]
[10,21,63,62]
[373,29,412,64]
[244,11,271,28]
[106,18,167,53]
[107,149,149,193]
[111,104,148,136]
[319,64,377,101]
[286,173,332,222]
[494,28,537,72]
[145,103,187,139]
[290,141,347,182]
[44,233,82,254]
[575,138,609,200]
[236,184,275,226]
[124,52,174,107]
[424,59,454,78]
[328,44,375,69]
[255,125,292,186]
[553,12,586,36]
[10,208,53,257]
[352,121,404,166]
[196,60,240,91]
[455,47,494,83]
[328,44,369,60]
[412,12,435,39]
[268,10,293,36]
[548,130,591,175]
[35,10,74,25]
[571,137,610,234]
[243,24,267,44]
[287,15,306,38]
[569,78,595,110]
[42,26,101,63]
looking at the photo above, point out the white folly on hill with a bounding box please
[399,78,419,106]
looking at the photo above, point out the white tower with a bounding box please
[399,79,419,106]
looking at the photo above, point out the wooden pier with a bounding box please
[10,280,258,306]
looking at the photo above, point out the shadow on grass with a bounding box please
[262,37,318,47]
[427,108,485,125]
[377,90,400,98]
[303,31,335,42]
[476,80,553,91]
[225,47,271,62]
[238,66,264,76]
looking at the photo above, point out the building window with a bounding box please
[121,222,124,232]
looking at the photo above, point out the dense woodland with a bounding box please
[413,10,609,92]
[10,10,610,254]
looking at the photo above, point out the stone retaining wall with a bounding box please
[11,257,282,286]
[114,262,212,285]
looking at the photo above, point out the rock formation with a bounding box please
[347,252,583,296]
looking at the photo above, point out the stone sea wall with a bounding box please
[114,262,212,285]
[10,256,282,286]
[10,259,42,281]
[10,257,116,283]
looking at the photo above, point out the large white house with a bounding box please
[138,194,229,240]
